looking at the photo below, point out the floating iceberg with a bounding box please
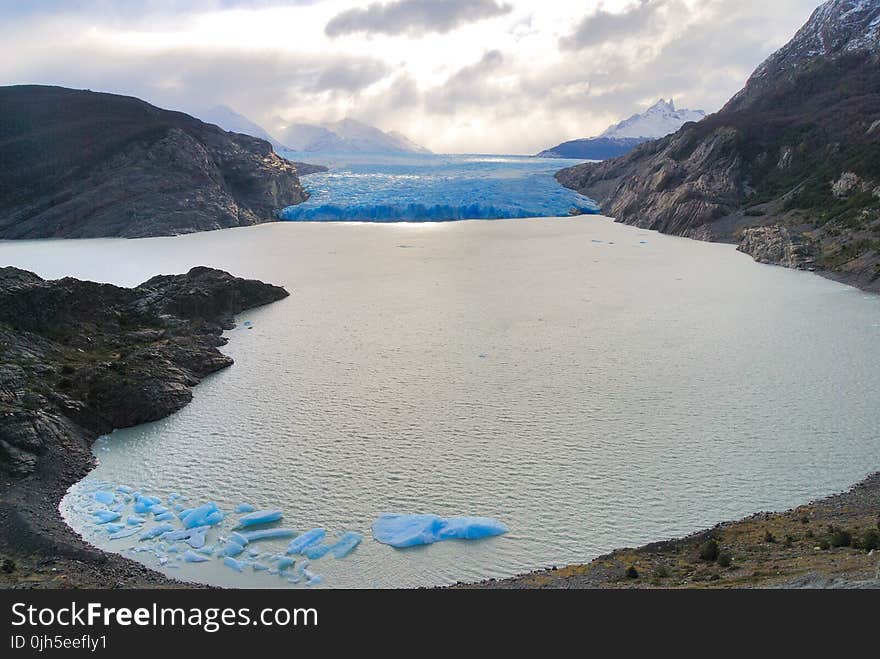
[104,523,126,534]
[108,527,141,540]
[276,557,295,572]
[330,532,363,559]
[154,511,175,522]
[235,504,256,514]
[223,557,245,572]
[133,495,162,514]
[302,544,331,560]
[126,515,146,525]
[140,524,176,541]
[162,525,210,549]
[286,528,326,555]
[371,514,508,548]
[183,550,210,563]
[93,491,115,505]
[179,502,224,529]
[252,562,269,572]
[236,510,282,528]
[92,510,121,524]
[218,541,246,558]
[117,486,134,495]
[238,528,296,544]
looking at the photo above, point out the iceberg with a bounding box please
[91,510,121,524]
[183,550,210,563]
[276,557,295,572]
[162,525,210,549]
[179,502,224,529]
[235,504,255,514]
[302,544,331,560]
[140,524,176,541]
[252,563,269,572]
[133,495,162,514]
[330,532,363,559]
[154,511,175,522]
[127,515,146,525]
[236,510,283,528]
[218,541,246,558]
[238,528,297,544]
[104,523,126,534]
[117,485,134,495]
[93,491,115,505]
[371,514,508,548]
[223,557,245,572]
[108,527,142,540]
[286,528,326,555]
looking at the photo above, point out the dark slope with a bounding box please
[0,85,313,239]
[557,0,880,291]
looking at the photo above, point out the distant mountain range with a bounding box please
[556,0,880,292]
[538,99,706,160]
[193,106,431,155]
[279,118,432,154]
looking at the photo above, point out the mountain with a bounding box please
[193,104,287,152]
[556,0,880,292]
[537,99,706,159]
[279,118,431,154]
[0,86,311,239]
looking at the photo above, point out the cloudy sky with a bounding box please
[1,0,821,153]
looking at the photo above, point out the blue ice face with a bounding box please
[371,514,508,548]
[278,153,599,223]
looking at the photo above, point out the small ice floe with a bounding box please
[93,491,115,505]
[140,524,175,541]
[133,495,161,514]
[218,541,246,558]
[235,504,256,514]
[104,523,126,534]
[252,563,269,572]
[286,529,326,555]
[330,532,363,559]
[126,515,146,525]
[154,511,175,522]
[236,510,283,528]
[108,527,142,540]
[179,502,224,528]
[183,550,210,563]
[223,557,245,572]
[92,510,121,524]
[237,528,296,544]
[372,514,508,548]
[116,485,134,495]
[276,557,295,572]
[163,525,211,549]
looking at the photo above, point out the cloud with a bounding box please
[325,0,512,37]
[560,0,670,51]
[0,0,823,154]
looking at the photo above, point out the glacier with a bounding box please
[278,153,599,223]
[372,514,508,548]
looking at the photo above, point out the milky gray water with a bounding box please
[2,217,879,588]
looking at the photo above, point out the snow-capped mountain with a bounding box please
[731,0,880,109]
[537,99,705,159]
[279,118,431,154]
[600,99,706,140]
[193,105,287,152]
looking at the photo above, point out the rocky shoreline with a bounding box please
[0,266,289,588]
[462,473,880,589]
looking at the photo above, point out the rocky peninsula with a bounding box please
[0,266,289,588]
[0,85,326,240]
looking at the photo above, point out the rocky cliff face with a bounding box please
[557,0,880,292]
[0,267,288,587]
[0,86,314,239]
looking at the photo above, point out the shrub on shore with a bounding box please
[699,540,720,562]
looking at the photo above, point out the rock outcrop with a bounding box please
[0,85,317,239]
[557,0,880,292]
[0,267,288,587]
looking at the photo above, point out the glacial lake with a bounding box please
[2,217,879,588]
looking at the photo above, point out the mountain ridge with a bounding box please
[279,117,431,154]
[556,0,880,292]
[0,85,313,239]
[537,99,705,160]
